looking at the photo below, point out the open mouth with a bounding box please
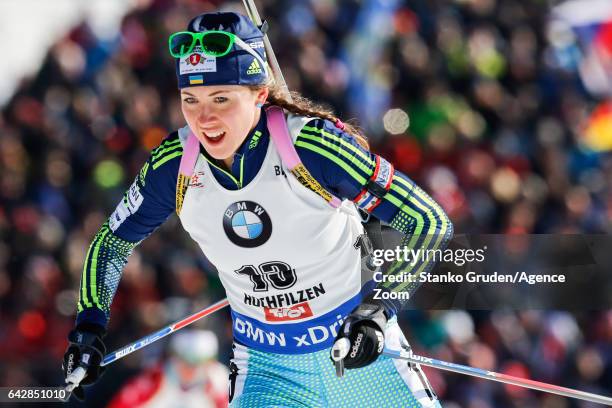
[203,131,226,145]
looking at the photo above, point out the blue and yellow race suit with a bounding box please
[76,110,452,407]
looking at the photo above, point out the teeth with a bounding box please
[205,131,224,139]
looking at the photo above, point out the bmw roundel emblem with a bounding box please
[223,201,272,248]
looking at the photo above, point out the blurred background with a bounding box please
[0,0,611,407]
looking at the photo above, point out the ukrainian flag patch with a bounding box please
[189,75,204,85]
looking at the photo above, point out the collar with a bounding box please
[201,110,269,189]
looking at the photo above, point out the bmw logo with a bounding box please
[223,201,272,248]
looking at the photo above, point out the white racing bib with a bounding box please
[178,116,364,353]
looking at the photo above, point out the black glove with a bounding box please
[332,301,388,369]
[62,323,107,401]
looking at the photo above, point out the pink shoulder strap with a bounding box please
[265,105,342,208]
[179,132,200,176]
[176,107,343,214]
[175,132,200,215]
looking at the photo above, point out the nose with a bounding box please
[195,105,219,126]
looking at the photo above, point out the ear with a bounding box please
[255,86,269,105]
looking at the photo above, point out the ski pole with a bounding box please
[382,347,612,406]
[242,0,291,100]
[63,298,230,399]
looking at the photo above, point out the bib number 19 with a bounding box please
[235,261,297,292]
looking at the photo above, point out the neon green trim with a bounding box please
[249,130,262,150]
[139,162,150,185]
[408,183,449,250]
[152,138,180,156]
[239,155,245,188]
[80,239,96,309]
[404,186,450,283]
[152,142,182,161]
[297,132,374,176]
[382,179,434,288]
[301,125,374,165]
[384,181,451,292]
[152,151,183,169]
[384,194,425,239]
[394,175,414,191]
[295,140,367,185]
[205,156,241,188]
[89,228,109,309]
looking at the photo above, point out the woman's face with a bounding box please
[180,85,268,166]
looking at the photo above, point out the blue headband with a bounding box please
[175,12,268,88]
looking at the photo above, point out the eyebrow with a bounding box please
[181,90,230,97]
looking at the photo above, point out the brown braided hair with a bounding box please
[248,84,369,149]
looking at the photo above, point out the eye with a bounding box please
[182,96,197,104]
[214,96,228,104]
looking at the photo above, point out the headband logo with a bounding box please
[246,58,262,75]
[189,54,202,65]
[179,54,217,75]
[248,40,264,49]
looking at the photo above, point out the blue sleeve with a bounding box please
[76,132,182,328]
[110,132,181,242]
[295,118,453,316]
[294,118,375,201]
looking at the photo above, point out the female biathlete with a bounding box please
[63,12,453,407]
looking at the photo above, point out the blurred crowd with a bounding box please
[0,0,610,407]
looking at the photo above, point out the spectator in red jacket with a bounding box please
[107,330,228,408]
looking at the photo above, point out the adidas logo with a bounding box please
[247,59,262,75]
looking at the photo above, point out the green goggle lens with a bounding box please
[201,32,233,55]
[169,32,196,57]
[168,31,235,58]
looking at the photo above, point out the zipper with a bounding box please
[204,154,245,189]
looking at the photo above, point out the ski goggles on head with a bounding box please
[169,30,268,75]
